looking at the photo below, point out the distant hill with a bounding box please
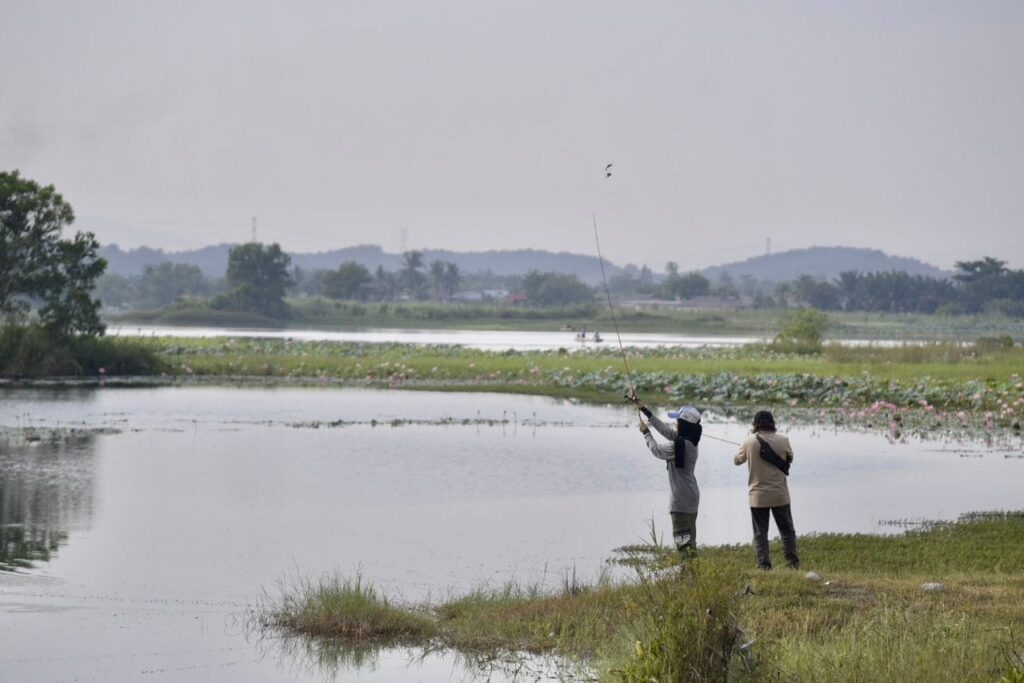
[99,243,949,287]
[98,244,624,285]
[701,247,948,283]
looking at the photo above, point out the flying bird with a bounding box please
[605,163,613,178]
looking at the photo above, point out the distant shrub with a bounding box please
[771,309,829,354]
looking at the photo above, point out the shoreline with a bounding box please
[257,511,1024,682]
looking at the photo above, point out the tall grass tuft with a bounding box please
[265,572,436,642]
[609,556,749,682]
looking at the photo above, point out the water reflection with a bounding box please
[263,633,583,682]
[0,430,95,571]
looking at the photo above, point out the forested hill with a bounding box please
[701,247,948,283]
[98,244,625,285]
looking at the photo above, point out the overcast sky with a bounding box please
[2,1,1022,270]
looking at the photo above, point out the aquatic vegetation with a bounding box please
[262,572,435,642]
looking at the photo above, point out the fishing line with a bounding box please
[592,211,638,406]
[702,433,741,447]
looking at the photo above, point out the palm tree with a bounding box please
[835,271,862,312]
[428,260,446,300]
[442,262,462,300]
[400,251,426,298]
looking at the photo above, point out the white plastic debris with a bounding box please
[921,582,944,592]
[805,571,821,582]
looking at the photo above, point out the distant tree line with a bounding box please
[94,240,1024,319]
[773,258,1024,316]
[606,257,1024,317]
[95,247,601,316]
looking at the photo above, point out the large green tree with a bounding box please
[521,270,595,307]
[323,261,372,300]
[137,262,211,308]
[216,242,293,317]
[665,271,710,300]
[0,170,105,335]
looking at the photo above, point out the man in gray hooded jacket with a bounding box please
[632,397,702,555]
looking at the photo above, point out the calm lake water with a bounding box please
[1,387,1021,682]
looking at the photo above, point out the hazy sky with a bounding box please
[2,1,1022,270]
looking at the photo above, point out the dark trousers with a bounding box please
[670,511,697,556]
[750,504,799,569]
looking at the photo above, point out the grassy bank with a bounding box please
[132,337,1024,422]
[0,324,165,378]
[260,512,1024,682]
[108,301,1024,341]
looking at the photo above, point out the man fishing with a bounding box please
[734,410,800,570]
[631,396,702,556]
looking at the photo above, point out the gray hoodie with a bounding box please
[643,413,700,514]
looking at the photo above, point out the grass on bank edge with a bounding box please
[258,512,1024,683]
[0,323,165,378]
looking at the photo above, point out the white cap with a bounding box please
[667,406,701,423]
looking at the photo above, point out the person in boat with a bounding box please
[734,410,799,570]
[593,331,603,342]
[631,395,701,556]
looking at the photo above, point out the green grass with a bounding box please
[144,336,1024,383]
[262,512,1024,682]
[263,572,435,642]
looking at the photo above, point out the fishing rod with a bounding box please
[593,166,742,446]
[591,210,638,409]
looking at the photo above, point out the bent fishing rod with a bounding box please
[592,167,739,447]
[591,211,638,408]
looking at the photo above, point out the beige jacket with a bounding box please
[734,432,793,508]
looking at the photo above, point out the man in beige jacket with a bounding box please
[734,410,799,570]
